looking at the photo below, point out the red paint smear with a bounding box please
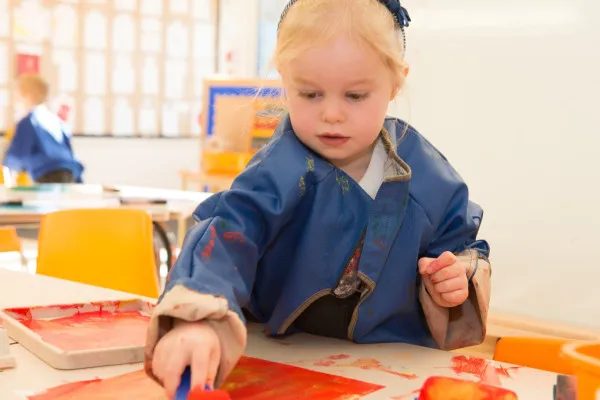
[314,354,351,366]
[223,232,245,243]
[27,370,161,400]
[419,376,518,400]
[28,357,383,400]
[19,310,149,351]
[329,354,351,360]
[202,226,217,259]
[449,355,519,385]
[314,355,417,380]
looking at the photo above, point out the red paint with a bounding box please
[202,226,217,259]
[314,359,337,367]
[374,240,385,249]
[314,354,351,366]
[17,309,149,351]
[418,376,518,400]
[224,357,383,399]
[189,389,232,400]
[28,370,160,400]
[329,354,351,360]
[449,355,519,385]
[223,232,245,243]
[29,357,383,400]
[314,355,417,380]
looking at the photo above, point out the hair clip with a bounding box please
[378,0,411,28]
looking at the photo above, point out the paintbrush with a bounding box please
[176,366,231,400]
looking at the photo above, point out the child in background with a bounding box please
[145,0,492,396]
[3,74,83,184]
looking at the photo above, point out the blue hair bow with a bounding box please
[379,0,411,28]
[278,0,411,30]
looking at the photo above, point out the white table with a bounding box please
[0,269,558,399]
[0,184,213,248]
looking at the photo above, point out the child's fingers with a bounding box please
[190,346,212,392]
[418,257,434,274]
[151,344,167,383]
[430,263,462,283]
[161,352,189,399]
[205,342,222,390]
[441,288,469,305]
[433,275,466,294]
[427,252,457,275]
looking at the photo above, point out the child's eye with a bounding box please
[347,92,369,101]
[298,91,320,100]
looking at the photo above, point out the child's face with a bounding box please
[281,35,397,170]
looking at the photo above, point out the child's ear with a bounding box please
[403,63,410,78]
[391,64,410,99]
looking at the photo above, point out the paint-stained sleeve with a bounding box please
[145,153,306,387]
[419,183,492,350]
[2,119,35,172]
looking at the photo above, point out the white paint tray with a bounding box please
[0,299,155,370]
[0,327,15,370]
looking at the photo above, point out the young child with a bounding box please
[145,0,491,396]
[3,74,83,184]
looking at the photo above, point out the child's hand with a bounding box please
[152,320,221,399]
[418,251,469,308]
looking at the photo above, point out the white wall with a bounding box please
[71,137,199,189]
[249,0,599,328]
[389,0,599,327]
[218,0,260,77]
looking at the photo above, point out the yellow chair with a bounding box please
[493,337,574,375]
[36,208,160,298]
[1,126,33,186]
[0,226,27,267]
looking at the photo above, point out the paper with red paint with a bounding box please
[0,300,154,369]
[28,356,384,400]
[4,301,151,351]
[18,310,149,351]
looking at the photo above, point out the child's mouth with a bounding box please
[318,133,349,147]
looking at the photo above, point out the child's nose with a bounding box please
[321,99,345,124]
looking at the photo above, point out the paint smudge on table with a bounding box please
[27,356,384,400]
[313,354,417,380]
[446,355,520,386]
[314,354,351,366]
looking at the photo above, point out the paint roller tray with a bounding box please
[0,299,155,370]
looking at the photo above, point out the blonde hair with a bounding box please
[17,73,50,105]
[274,0,408,90]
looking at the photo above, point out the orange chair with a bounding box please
[36,208,160,298]
[562,341,600,399]
[0,226,27,268]
[493,337,574,375]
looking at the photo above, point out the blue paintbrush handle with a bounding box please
[175,366,212,399]
[175,366,192,400]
